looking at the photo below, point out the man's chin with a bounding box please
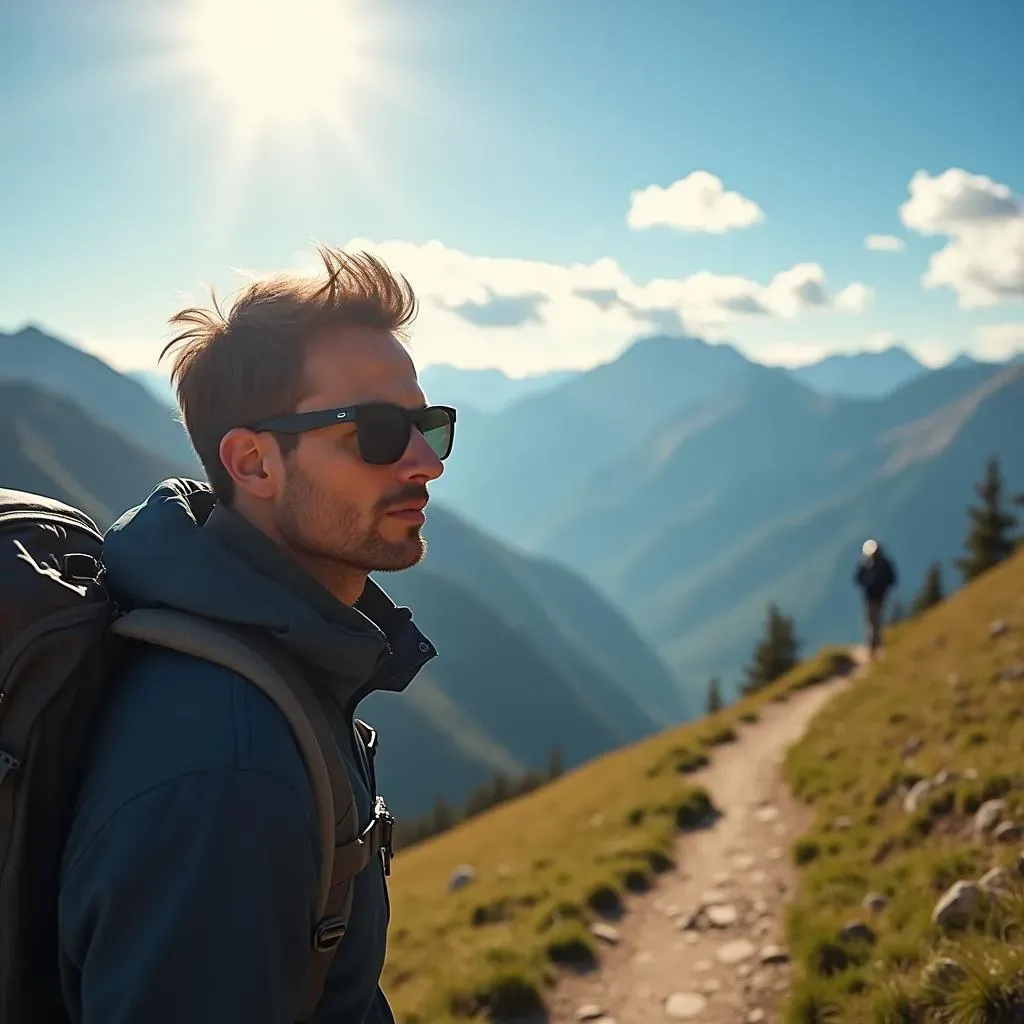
[366,532,426,572]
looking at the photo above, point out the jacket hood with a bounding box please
[101,478,436,701]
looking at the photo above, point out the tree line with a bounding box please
[704,453,1024,714]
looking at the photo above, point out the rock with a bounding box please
[979,866,1011,894]
[750,870,768,886]
[902,736,924,758]
[839,921,877,944]
[701,889,729,905]
[706,904,739,927]
[994,821,1024,843]
[933,769,959,787]
[665,992,707,1019]
[755,805,780,823]
[932,880,982,929]
[684,931,699,945]
[448,864,476,891]
[862,892,889,913]
[948,672,961,687]
[766,846,784,860]
[591,922,620,944]
[589,813,605,827]
[760,944,790,964]
[903,779,934,813]
[732,853,757,871]
[990,619,1009,638]
[975,799,1007,835]
[1001,664,1024,681]
[737,964,753,979]
[576,1006,606,1021]
[753,899,769,916]
[773,823,787,836]
[833,816,853,831]
[922,957,967,989]
[632,949,653,964]
[717,939,757,964]
[964,767,979,780]
[750,970,771,990]
[747,1010,766,1024]
[701,979,722,994]
[496,862,512,877]
[713,872,731,886]
[694,959,713,973]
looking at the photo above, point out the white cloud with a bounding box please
[899,168,1024,308]
[627,171,764,234]
[973,322,1024,361]
[864,234,905,252]
[296,237,875,374]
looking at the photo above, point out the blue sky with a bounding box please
[2,0,1022,376]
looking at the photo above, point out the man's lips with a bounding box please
[385,501,427,524]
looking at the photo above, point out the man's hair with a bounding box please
[161,245,417,501]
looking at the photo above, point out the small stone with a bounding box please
[707,904,739,927]
[713,872,731,886]
[922,956,967,989]
[702,979,722,994]
[839,921,877,945]
[717,939,757,964]
[766,846,783,860]
[701,889,729,905]
[760,944,789,964]
[694,959,713,972]
[904,779,934,813]
[665,992,707,1019]
[932,880,982,929]
[663,904,681,918]
[576,1006,606,1021]
[773,823,787,836]
[990,619,1009,638]
[737,964,753,979]
[979,866,1011,893]
[948,672,961,687]
[902,736,924,758]
[749,870,768,885]
[755,805,780,823]
[1001,664,1024,681]
[994,821,1024,843]
[975,799,1006,835]
[933,769,959,787]
[632,949,653,964]
[750,970,771,990]
[833,816,853,831]
[684,931,699,945]
[448,864,476,891]
[747,1010,766,1024]
[591,922,620,944]
[964,767,979,780]
[590,813,605,827]
[753,899,769,916]
[732,853,756,871]
[862,892,889,912]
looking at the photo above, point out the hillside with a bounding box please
[0,379,193,525]
[0,325,200,469]
[788,346,926,398]
[0,378,681,819]
[782,546,1024,1022]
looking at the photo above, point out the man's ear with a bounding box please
[218,428,285,500]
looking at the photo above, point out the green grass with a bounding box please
[383,643,858,1022]
[782,550,1024,1024]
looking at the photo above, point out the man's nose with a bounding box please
[397,428,444,481]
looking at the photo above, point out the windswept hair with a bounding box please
[161,245,417,500]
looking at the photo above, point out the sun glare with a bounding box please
[182,0,375,131]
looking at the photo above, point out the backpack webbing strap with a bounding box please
[109,609,368,1021]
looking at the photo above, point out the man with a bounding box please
[57,248,454,1023]
[854,538,898,656]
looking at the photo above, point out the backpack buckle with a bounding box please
[374,795,395,876]
[0,749,21,785]
[312,916,348,952]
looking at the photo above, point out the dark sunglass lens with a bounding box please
[356,404,411,464]
[419,407,454,459]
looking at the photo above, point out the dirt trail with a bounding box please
[547,661,865,1024]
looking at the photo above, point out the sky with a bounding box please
[1,0,1023,378]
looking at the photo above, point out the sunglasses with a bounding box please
[246,403,457,466]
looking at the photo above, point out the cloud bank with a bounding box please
[627,171,764,233]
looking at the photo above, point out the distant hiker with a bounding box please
[0,247,456,1023]
[854,538,898,655]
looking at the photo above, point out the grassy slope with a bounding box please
[383,646,855,1023]
[783,549,1024,1023]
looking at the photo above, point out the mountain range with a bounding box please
[0,329,688,818]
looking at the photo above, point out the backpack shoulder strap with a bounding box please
[110,608,387,1021]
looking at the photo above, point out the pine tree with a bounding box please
[955,455,1019,583]
[910,562,944,615]
[706,676,723,714]
[742,603,800,695]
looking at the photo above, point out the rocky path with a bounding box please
[547,660,865,1024]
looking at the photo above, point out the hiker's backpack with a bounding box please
[0,487,395,1024]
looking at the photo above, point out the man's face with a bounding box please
[272,327,445,576]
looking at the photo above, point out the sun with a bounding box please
[180,0,377,133]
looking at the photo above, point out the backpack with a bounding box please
[0,486,394,1024]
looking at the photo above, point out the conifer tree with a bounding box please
[706,676,723,714]
[742,603,800,694]
[910,562,944,615]
[955,455,1018,582]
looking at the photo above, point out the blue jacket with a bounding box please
[57,479,436,1023]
